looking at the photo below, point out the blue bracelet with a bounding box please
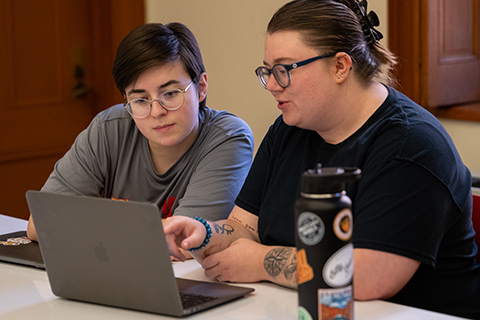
[188,217,212,252]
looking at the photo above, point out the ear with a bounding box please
[198,72,208,103]
[333,52,352,83]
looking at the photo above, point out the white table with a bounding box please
[0,214,469,320]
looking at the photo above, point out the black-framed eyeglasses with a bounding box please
[255,52,336,89]
[124,80,194,119]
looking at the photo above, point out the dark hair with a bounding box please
[267,0,397,86]
[112,22,207,109]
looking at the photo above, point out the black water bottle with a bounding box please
[295,165,361,320]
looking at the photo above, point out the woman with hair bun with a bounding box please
[165,1,480,318]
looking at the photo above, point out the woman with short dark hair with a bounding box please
[27,23,254,244]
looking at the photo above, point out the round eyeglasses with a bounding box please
[124,80,194,119]
[255,52,336,89]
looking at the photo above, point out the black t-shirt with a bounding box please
[235,86,480,319]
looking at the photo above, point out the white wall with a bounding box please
[441,119,480,176]
[145,1,480,176]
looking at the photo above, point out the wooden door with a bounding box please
[389,0,480,110]
[423,0,480,107]
[0,0,144,220]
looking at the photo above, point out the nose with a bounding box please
[265,74,284,92]
[149,99,167,118]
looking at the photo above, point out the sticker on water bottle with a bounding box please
[323,243,353,287]
[318,286,353,320]
[298,306,313,320]
[297,249,314,284]
[333,208,353,241]
[297,211,325,246]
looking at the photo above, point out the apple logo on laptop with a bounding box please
[94,243,109,262]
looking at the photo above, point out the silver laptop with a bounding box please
[26,190,254,317]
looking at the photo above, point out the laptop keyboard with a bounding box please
[180,292,218,309]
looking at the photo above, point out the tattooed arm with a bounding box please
[164,205,259,261]
[262,246,297,288]
[164,206,298,288]
[228,207,298,287]
[187,205,261,260]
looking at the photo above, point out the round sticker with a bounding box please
[297,212,325,246]
[333,208,353,241]
[298,306,313,320]
[322,244,353,287]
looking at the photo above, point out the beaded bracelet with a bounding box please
[188,217,212,252]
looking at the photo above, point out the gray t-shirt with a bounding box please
[42,104,254,220]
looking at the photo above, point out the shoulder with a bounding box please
[380,86,441,129]
[200,107,253,139]
[94,104,132,124]
[354,87,466,178]
[361,86,470,201]
[77,104,139,149]
[366,87,453,154]
[88,104,136,133]
[187,107,254,158]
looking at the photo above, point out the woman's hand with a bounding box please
[200,238,269,283]
[163,216,206,261]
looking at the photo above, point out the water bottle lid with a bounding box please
[301,164,361,195]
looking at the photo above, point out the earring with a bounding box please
[341,74,345,78]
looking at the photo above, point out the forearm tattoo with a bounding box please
[211,222,234,235]
[230,215,257,233]
[264,247,296,283]
[284,252,297,282]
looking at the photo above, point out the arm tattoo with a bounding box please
[283,252,297,282]
[211,222,234,235]
[230,216,257,233]
[264,247,294,277]
[229,215,243,224]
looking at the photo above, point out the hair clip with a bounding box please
[355,0,383,44]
